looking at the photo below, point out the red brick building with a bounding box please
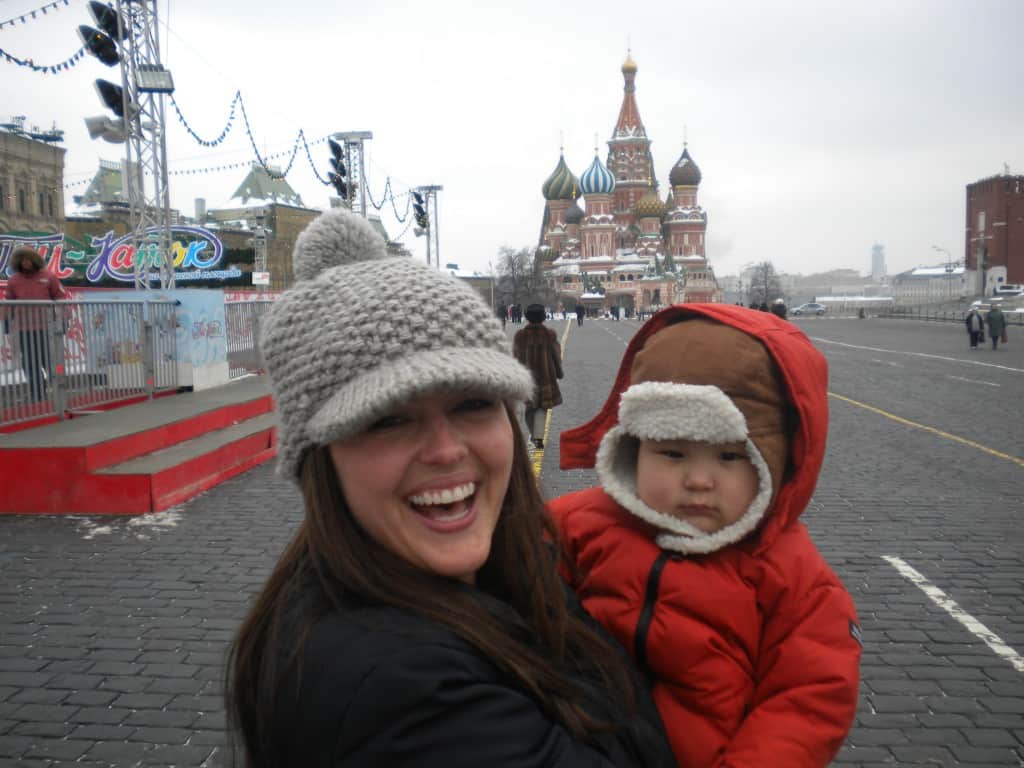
[964,173,1024,293]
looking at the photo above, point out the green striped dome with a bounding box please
[542,154,581,201]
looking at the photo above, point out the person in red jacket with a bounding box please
[3,245,68,402]
[550,303,861,768]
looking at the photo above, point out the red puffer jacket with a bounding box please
[550,304,861,768]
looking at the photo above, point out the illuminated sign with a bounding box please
[0,227,241,283]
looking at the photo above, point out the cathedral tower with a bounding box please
[606,52,657,250]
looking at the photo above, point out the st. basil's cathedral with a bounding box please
[538,53,720,312]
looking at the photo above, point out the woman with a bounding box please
[514,303,563,449]
[226,207,675,767]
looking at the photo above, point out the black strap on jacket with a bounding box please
[634,551,670,675]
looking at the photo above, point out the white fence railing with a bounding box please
[1,299,178,428]
[225,300,274,379]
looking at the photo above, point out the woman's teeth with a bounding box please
[407,482,476,507]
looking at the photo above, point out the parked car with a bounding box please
[792,302,827,316]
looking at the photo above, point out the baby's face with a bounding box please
[636,438,760,534]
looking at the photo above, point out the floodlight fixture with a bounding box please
[78,24,119,66]
[136,64,175,94]
[84,115,128,143]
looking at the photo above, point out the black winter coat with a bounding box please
[271,584,675,767]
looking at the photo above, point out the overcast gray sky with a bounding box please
[6,0,1022,279]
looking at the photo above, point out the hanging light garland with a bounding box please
[0,0,71,30]
[1,45,85,73]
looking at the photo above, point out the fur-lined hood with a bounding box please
[559,304,828,553]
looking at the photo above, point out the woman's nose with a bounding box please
[418,414,468,465]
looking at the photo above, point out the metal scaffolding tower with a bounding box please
[112,0,175,290]
[333,131,373,217]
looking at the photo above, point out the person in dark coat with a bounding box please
[986,305,1007,350]
[575,302,585,326]
[514,303,564,449]
[965,307,984,349]
[227,207,675,768]
[770,298,788,319]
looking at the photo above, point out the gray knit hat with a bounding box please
[261,206,534,481]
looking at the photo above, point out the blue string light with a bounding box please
[0,45,84,73]
[0,0,71,30]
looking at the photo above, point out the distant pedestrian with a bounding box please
[575,303,585,326]
[770,298,788,319]
[513,303,563,450]
[3,245,67,401]
[965,307,984,349]
[986,305,1007,350]
[495,303,506,329]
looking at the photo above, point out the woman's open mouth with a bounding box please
[406,482,478,529]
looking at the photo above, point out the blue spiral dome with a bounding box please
[580,154,616,196]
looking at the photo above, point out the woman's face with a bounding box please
[328,390,514,584]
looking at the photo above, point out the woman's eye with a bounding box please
[367,415,406,432]
[660,449,684,459]
[721,452,746,462]
[455,398,497,414]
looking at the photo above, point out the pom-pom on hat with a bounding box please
[261,206,535,481]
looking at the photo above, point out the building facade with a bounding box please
[538,54,719,313]
[965,173,1024,295]
[0,119,66,238]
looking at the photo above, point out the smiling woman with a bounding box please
[225,207,676,768]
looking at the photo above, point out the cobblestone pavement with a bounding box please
[0,315,1021,767]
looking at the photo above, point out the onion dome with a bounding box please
[669,145,702,187]
[542,153,581,201]
[580,153,616,195]
[634,186,666,219]
[622,51,637,74]
[564,201,584,225]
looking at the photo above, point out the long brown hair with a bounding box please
[226,406,637,767]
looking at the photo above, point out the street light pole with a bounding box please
[932,245,952,303]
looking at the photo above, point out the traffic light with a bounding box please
[328,138,347,199]
[79,2,134,143]
[412,191,428,229]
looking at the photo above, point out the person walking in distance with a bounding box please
[514,303,564,450]
[551,304,861,767]
[575,302,585,326]
[986,304,1007,350]
[226,208,675,768]
[3,246,68,402]
[965,307,985,350]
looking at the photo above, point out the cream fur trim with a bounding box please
[596,383,774,555]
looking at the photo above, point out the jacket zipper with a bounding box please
[634,550,670,675]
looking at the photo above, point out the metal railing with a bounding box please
[1,299,178,428]
[225,300,274,379]
[878,305,1024,326]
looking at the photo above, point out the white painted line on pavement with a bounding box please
[814,338,1024,374]
[869,358,904,368]
[882,555,1024,674]
[946,375,1000,387]
[596,320,630,347]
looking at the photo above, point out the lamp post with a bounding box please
[932,245,952,303]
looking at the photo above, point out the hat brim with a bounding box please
[307,347,534,446]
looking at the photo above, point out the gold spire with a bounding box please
[622,49,637,74]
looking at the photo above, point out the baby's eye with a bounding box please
[659,449,685,459]
[720,451,747,462]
